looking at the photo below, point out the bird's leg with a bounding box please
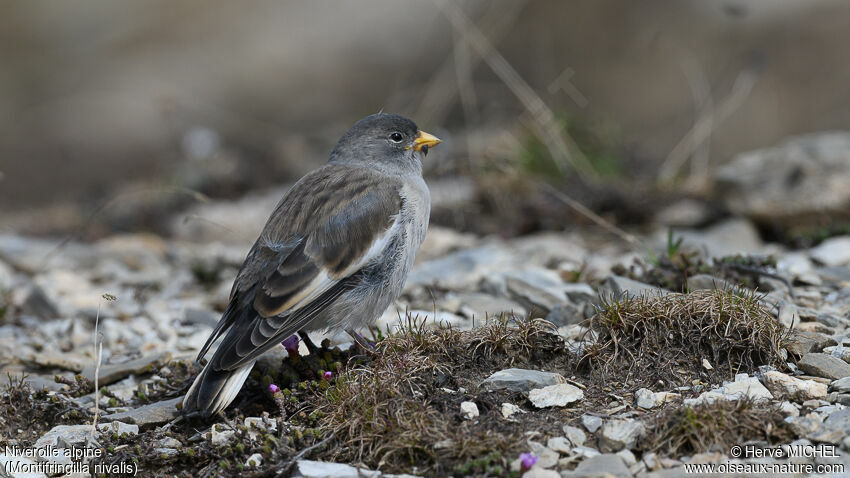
[346,329,376,353]
[298,330,321,355]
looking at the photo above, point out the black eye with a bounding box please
[389,132,404,143]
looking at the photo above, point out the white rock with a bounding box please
[563,425,587,446]
[460,401,479,420]
[210,425,236,446]
[501,403,524,419]
[779,401,801,417]
[571,446,601,459]
[685,374,773,406]
[635,388,680,409]
[546,436,572,454]
[528,383,583,408]
[581,414,603,433]
[481,368,566,392]
[244,415,278,440]
[598,419,645,452]
[244,453,263,468]
[292,460,381,478]
[762,370,827,400]
[96,421,139,436]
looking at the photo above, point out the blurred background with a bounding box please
[2,0,849,246]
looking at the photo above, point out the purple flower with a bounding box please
[519,453,537,471]
[268,383,280,394]
[282,335,300,355]
[322,371,333,381]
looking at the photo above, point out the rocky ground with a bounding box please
[3,133,850,477]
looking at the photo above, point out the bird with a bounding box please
[182,113,441,417]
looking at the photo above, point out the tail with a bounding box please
[182,360,255,417]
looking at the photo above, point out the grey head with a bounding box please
[328,113,441,176]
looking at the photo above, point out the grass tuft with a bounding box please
[583,288,789,390]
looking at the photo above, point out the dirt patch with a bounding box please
[582,288,790,392]
[0,374,91,446]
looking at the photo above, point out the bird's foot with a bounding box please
[298,330,321,355]
[346,329,376,354]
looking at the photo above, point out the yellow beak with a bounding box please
[409,130,442,152]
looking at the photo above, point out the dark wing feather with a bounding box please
[198,164,402,371]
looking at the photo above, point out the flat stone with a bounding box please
[762,371,827,400]
[483,268,579,314]
[811,236,850,267]
[443,292,526,319]
[786,331,836,356]
[600,275,666,299]
[101,396,181,429]
[686,274,735,291]
[522,468,560,478]
[685,375,773,406]
[154,447,179,458]
[34,425,99,465]
[210,425,236,445]
[406,244,518,291]
[598,419,645,452]
[81,351,172,386]
[831,376,850,393]
[480,369,566,392]
[528,383,583,408]
[546,436,572,454]
[569,453,632,477]
[544,302,586,327]
[798,353,850,380]
[786,416,844,444]
[581,414,603,433]
[0,453,46,478]
[292,460,381,478]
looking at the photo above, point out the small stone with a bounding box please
[526,441,560,468]
[155,437,182,448]
[616,449,637,467]
[831,376,850,393]
[687,274,735,291]
[762,371,827,400]
[798,353,850,380]
[96,421,139,436]
[785,416,844,444]
[634,388,680,409]
[546,437,572,454]
[563,425,586,446]
[460,401,479,420]
[702,358,713,370]
[34,425,98,465]
[101,396,181,429]
[685,375,772,406]
[244,415,278,440]
[811,236,850,267]
[480,369,566,392]
[501,403,524,419]
[154,448,179,458]
[600,275,666,298]
[581,414,603,433]
[81,351,172,386]
[245,453,263,468]
[522,469,560,478]
[210,425,236,445]
[779,401,800,417]
[571,446,601,460]
[528,383,583,408]
[598,419,645,452]
[786,332,835,356]
[573,453,631,477]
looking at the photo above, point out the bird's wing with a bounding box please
[197,165,403,371]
